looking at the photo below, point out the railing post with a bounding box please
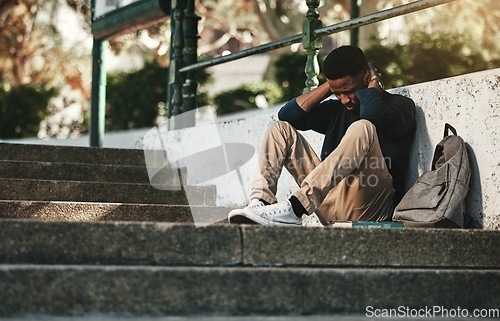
[169,0,186,118]
[90,38,107,147]
[167,14,175,120]
[181,0,199,119]
[302,0,323,93]
[90,0,106,147]
[350,0,360,46]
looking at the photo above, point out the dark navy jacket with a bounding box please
[277,88,416,205]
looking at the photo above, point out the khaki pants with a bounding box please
[249,120,394,224]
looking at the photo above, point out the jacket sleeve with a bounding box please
[357,88,416,137]
[277,98,336,134]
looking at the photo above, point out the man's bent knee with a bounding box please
[346,119,377,140]
[351,119,376,131]
[267,120,296,137]
[268,120,293,131]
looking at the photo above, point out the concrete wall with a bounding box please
[392,69,499,230]
[145,68,499,229]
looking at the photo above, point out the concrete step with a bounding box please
[0,179,216,205]
[1,264,499,315]
[0,220,239,266]
[0,160,183,184]
[5,317,499,321]
[0,201,232,223]
[1,220,499,316]
[1,220,498,268]
[0,143,146,166]
[0,315,428,321]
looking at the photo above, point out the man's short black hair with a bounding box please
[322,45,369,80]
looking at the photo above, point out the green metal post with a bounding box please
[302,0,323,93]
[350,0,360,46]
[90,36,107,147]
[169,0,186,118]
[181,0,199,118]
[167,16,175,119]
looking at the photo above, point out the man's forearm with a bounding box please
[296,82,332,113]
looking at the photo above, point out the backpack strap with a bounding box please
[432,123,457,170]
[444,123,457,137]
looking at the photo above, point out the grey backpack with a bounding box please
[393,124,471,228]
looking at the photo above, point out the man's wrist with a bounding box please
[296,82,332,112]
[368,77,383,90]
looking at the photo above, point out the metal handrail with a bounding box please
[179,33,302,74]
[179,0,456,74]
[315,0,456,37]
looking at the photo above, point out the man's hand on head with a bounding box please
[367,64,383,90]
[296,82,333,113]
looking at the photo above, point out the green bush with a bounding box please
[106,60,212,130]
[0,85,56,138]
[364,31,491,88]
[273,52,326,101]
[213,82,283,116]
[106,60,168,131]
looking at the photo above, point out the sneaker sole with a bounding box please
[227,214,259,225]
[229,209,301,227]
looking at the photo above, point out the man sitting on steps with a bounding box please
[228,45,416,226]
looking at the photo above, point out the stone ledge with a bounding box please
[0,317,498,321]
[242,226,500,268]
[1,220,499,268]
[0,265,498,315]
[0,220,241,266]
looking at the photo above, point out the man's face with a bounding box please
[327,72,368,111]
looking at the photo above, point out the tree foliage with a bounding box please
[0,86,56,138]
[105,60,213,130]
[0,0,90,89]
[364,31,492,89]
[401,0,500,61]
[105,60,167,131]
[273,52,327,101]
[0,0,91,138]
[1,0,498,137]
[196,0,349,57]
[213,82,283,116]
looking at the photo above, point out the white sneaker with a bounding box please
[228,199,302,227]
[228,199,265,224]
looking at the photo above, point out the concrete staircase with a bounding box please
[0,142,499,318]
[0,142,229,223]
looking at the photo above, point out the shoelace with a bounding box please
[262,203,288,218]
[249,201,264,209]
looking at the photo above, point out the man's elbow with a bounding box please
[278,103,296,121]
[277,108,288,121]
